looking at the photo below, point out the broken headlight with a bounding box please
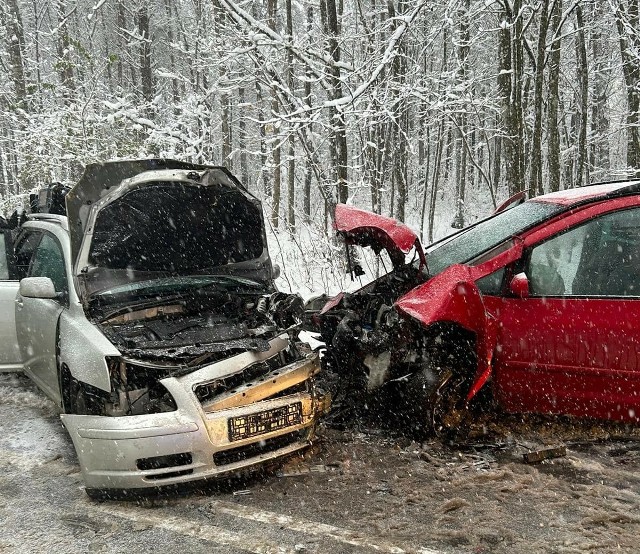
[106,357,178,416]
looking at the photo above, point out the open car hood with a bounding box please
[334,204,425,267]
[66,159,275,302]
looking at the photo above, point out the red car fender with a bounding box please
[394,264,496,403]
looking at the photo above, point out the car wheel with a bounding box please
[84,488,108,501]
[70,379,105,416]
[428,369,471,438]
[403,365,437,436]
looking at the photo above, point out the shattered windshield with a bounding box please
[426,201,563,275]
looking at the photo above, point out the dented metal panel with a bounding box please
[334,204,426,267]
[61,345,327,489]
[200,355,320,412]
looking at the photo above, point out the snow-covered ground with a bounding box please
[2,372,640,553]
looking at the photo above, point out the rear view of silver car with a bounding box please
[0,160,329,497]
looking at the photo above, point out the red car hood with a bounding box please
[334,204,425,267]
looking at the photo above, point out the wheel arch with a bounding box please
[395,265,498,401]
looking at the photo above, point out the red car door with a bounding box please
[489,199,640,422]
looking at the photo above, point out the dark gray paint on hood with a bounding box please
[66,159,275,302]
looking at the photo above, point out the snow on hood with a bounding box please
[334,204,425,267]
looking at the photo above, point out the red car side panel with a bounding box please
[487,295,640,422]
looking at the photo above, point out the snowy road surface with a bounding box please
[1,373,640,553]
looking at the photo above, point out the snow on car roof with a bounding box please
[534,181,640,206]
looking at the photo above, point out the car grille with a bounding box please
[193,357,284,404]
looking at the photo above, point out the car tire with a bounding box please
[84,488,108,501]
[428,369,472,439]
[69,378,105,416]
[406,364,471,438]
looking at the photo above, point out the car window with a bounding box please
[528,207,640,297]
[14,231,42,280]
[426,201,562,275]
[29,234,68,295]
[476,268,506,295]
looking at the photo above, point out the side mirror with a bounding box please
[509,272,530,298]
[272,264,281,280]
[19,277,58,299]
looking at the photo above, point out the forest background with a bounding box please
[2,0,640,294]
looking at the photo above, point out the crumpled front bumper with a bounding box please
[61,334,330,490]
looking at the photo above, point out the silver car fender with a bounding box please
[58,307,120,392]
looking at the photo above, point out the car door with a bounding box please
[15,232,67,401]
[0,224,23,372]
[491,203,640,422]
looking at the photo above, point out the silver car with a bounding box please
[0,160,329,498]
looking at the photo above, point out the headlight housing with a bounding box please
[106,357,178,416]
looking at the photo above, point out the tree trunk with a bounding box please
[116,1,125,88]
[529,0,550,196]
[574,4,589,187]
[137,5,153,103]
[256,75,270,196]
[267,0,281,228]
[213,0,233,167]
[286,0,295,230]
[4,0,27,107]
[238,86,248,186]
[547,0,562,192]
[616,1,640,176]
[498,1,525,195]
[55,1,75,97]
[322,0,349,205]
[428,120,447,243]
[31,0,42,96]
[163,0,180,106]
[303,7,314,222]
[590,1,610,179]
[452,0,470,229]
[387,0,409,222]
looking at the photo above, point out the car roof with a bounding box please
[533,180,640,206]
[26,213,69,232]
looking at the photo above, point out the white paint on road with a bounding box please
[0,446,441,554]
[202,499,442,554]
[86,502,290,554]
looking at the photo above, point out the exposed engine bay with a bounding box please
[93,289,306,416]
[319,263,429,391]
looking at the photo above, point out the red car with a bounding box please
[318,181,640,433]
